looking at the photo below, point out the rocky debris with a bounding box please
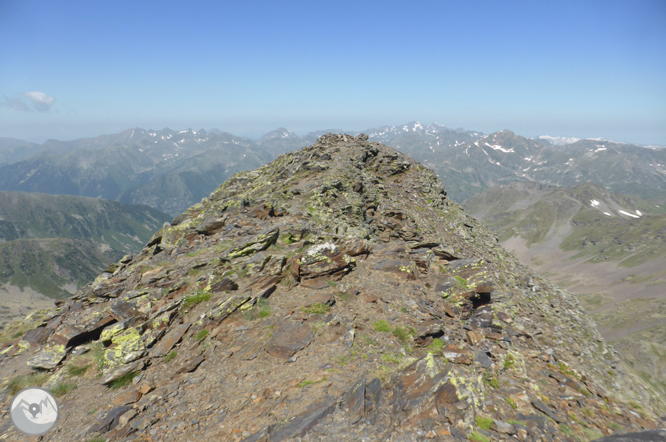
[0,133,662,441]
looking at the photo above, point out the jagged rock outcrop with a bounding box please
[0,134,663,441]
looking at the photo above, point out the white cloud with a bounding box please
[22,91,56,112]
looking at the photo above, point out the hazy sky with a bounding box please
[1,0,665,144]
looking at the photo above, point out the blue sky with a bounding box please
[1,0,665,144]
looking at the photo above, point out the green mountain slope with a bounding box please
[0,191,171,303]
[0,238,121,298]
[463,181,666,402]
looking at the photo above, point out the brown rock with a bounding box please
[101,360,144,385]
[112,390,141,406]
[363,294,377,303]
[138,384,154,395]
[435,381,460,406]
[305,293,334,307]
[466,330,484,346]
[266,322,313,360]
[369,259,417,280]
[497,311,512,323]
[118,408,138,427]
[19,327,52,347]
[176,354,205,374]
[300,278,329,290]
[300,250,355,280]
[247,274,281,299]
[209,277,239,292]
[150,323,191,358]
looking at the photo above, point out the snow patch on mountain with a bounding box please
[486,143,514,153]
[619,210,640,219]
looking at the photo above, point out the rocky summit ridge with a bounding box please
[0,134,663,441]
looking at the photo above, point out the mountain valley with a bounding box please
[0,191,171,325]
[463,182,666,404]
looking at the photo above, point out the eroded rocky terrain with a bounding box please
[0,134,663,441]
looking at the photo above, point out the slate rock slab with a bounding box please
[101,360,144,385]
[88,406,132,434]
[19,327,52,348]
[243,401,337,441]
[27,343,67,369]
[596,430,666,442]
[151,323,191,357]
[266,322,313,360]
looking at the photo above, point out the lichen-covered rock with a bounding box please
[27,343,67,369]
[104,326,146,366]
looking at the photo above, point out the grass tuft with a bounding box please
[51,382,77,397]
[66,363,90,377]
[373,320,391,332]
[505,397,518,409]
[195,330,209,342]
[108,371,139,390]
[301,303,330,315]
[164,350,178,363]
[181,290,211,311]
[380,352,404,364]
[427,338,445,352]
[476,416,494,430]
[469,431,489,442]
[392,326,411,347]
[6,372,49,396]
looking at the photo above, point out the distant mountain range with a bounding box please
[463,182,666,401]
[2,123,665,216]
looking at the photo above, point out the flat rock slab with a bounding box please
[369,259,417,280]
[176,354,205,374]
[244,401,337,441]
[300,278,329,290]
[27,344,67,370]
[596,430,666,442]
[209,277,238,292]
[209,295,251,323]
[112,390,141,406]
[19,327,52,347]
[151,323,191,357]
[531,399,564,423]
[101,360,144,385]
[348,378,365,424]
[266,322,313,360]
[88,405,132,434]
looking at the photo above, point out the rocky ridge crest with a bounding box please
[0,133,662,441]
